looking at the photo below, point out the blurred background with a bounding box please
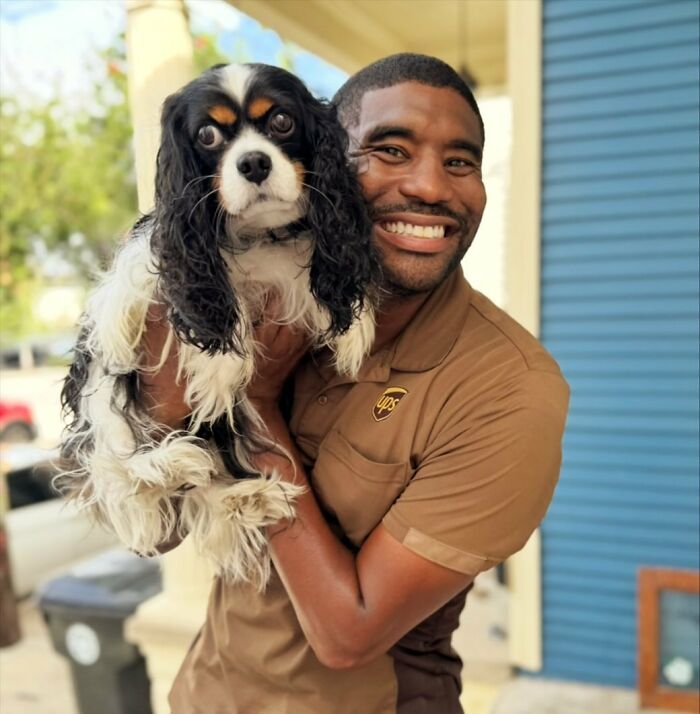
[0,1,697,713]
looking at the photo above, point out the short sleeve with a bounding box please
[382,369,569,576]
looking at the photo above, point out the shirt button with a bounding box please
[317,394,328,406]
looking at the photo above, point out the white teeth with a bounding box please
[382,222,446,239]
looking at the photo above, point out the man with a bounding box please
[161,54,568,713]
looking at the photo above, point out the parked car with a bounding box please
[0,401,37,443]
[0,334,75,370]
[1,444,117,597]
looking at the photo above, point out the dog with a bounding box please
[58,63,377,590]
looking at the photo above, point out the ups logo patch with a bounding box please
[373,387,408,422]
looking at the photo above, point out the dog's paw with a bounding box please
[125,432,216,491]
[181,474,306,590]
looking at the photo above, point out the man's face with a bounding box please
[347,82,486,296]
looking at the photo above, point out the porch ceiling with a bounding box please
[227,0,507,87]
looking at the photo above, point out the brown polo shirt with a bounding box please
[169,268,569,713]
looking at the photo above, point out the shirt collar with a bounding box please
[388,268,472,373]
[311,268,472,386]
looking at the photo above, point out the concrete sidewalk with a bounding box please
[489,678,678,714]
[0,598,77,714]
[0,599,681,714]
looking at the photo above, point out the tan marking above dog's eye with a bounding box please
[248,97,274,120]
[208,105,237,125]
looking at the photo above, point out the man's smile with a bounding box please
[372,211,462,254]
[382,222,446,239]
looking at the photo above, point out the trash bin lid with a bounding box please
[38,548,162,619]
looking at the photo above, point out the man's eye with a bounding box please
[375,146,405,159]
[268,112,295,137]
[447,158,479,172]
[197,125,225,148]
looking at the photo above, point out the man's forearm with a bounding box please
[254,403,379,669]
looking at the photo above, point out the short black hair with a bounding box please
[333,53,484,144]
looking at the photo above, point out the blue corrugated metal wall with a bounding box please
[539,0,700,686]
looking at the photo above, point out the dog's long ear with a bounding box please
[151,88,245,356]
[304,101,379,335]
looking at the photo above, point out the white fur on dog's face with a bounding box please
[219,64,253,103]
[219,127,306,229]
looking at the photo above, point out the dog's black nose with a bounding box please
[237,151,272,184]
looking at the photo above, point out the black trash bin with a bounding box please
[39,548,162,714]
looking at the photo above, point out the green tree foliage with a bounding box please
[0,39,137,338]
[0,32,233,340]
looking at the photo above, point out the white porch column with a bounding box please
[504,0,544,673]
[122,4,213,713]
[125,0,195,212]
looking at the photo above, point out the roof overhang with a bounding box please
[228,0,507,88]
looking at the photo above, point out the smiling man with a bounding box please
[345,79,485,297]
[167,54,569,713]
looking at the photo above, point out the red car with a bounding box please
[0,402,36,443]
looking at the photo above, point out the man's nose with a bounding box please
[397,155,452,205]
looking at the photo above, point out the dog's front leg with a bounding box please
[180,416,305,590]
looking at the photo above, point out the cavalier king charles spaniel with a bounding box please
[59,63,377,589]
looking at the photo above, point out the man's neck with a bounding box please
[372,291,431,354]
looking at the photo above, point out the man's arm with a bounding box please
[248,317,474,670]
[250,317,566,671]
[140,305,190,431]
[139,305,190,553]
[137,303,470,661]
[256,404,473,670]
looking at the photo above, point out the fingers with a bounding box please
[139,301,189,428]
[145,301,168,324]
[142,302,177,370]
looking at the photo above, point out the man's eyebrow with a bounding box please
[364,125,414,144]
[363,125,483,162]
[448,139,483,162]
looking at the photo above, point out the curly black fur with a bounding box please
[303,101,379,335]
[151,90,247,357]
[59,324,93,465]
[195,406,261,479]
[59,324,161,481]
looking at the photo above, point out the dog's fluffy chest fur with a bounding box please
[225,237,328,332]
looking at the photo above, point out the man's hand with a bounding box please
[140,303,190,430]
[248,294,311,410]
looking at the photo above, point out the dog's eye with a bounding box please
[268,112,294,137]
[197,125,224,149]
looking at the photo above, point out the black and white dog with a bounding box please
[59,64,377,589]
